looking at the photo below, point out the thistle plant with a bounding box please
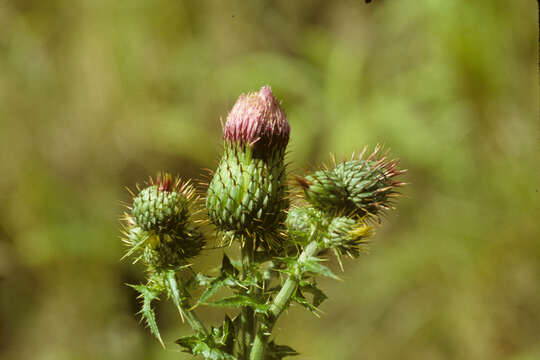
[121,85,406,360]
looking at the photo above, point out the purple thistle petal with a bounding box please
[223,85,290,151]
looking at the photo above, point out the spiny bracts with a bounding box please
[206,86,290,239]
[287,206,373,257]
[297,146,406,218]
[141,226,205,268]
[124,174,205,268]
[132,174,194,234]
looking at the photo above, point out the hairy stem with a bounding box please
[250,241,321,360]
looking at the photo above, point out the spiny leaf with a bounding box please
[193,273,217,287]
[302,257,341,280]
[292,290,320,315]
[265,340,299,359]
[299,283,328,308]
[221,253,238,276]
[176,331,237,360]
[164,270,185,319]
[176,334,200,350]
[177,336,236,360]
[128,284,164,347]
[194,273,249,308]
[210,315,235,349]
[197,278,228,306]
[192,342,237,360]
[221,315,235,353]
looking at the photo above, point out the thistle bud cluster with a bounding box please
[120,85,406,360]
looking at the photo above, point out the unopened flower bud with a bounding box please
[286,206,372,257]
[298,147,406,217]
[132,174,193,234]
[223,85,290,156]
[206,86,290,238]
[326,216,372,257]
[142,226,205,269]
[286,206,322,244]
[125,174,205,268]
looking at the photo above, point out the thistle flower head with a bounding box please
[223,85,290,153]
[206,86,290,239]
[286,206,373,257]
[326,216,373,258]
[123,174,205,268]
[298,146,406,218]
[131,173,195,234]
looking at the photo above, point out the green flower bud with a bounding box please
[142,226,205,269]
[223,85,290,156]
[325,216,372,257]
[124,223,205,269]
[123,174,205,268]
[287,206,372,257]
[132,174,193,234]
[286,206,322,244]
[298,146,406,217]
[206,86,290,238]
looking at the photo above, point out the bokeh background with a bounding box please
[1,0,539,359]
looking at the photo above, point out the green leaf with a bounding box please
[302,257,341,280]
[221,253,238,276]
[278,256,301,278]
[194,257,259,307]
[221,315,235,353]
[293,281,328,316]
[176,334,200,350]
[164,270,185,316]
[193,342,236,360]
[206,295,268,313]
[300,283,327,308]
[197,278,228,305]
[128,284,164,347]
[193,273,217,287]
[292,290,319,314]
[265,340,299,359]
[209,315,236,352]
[176,328,237,360]
[194,274,246,307]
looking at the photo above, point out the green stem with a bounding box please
[250,241,321,360]
[241,236,255,359]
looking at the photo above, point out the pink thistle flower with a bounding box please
[223,85,290,151]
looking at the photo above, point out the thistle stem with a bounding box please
[241,236,256,359]
[250,241,321,360]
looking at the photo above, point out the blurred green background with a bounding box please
[1,0,538,359]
